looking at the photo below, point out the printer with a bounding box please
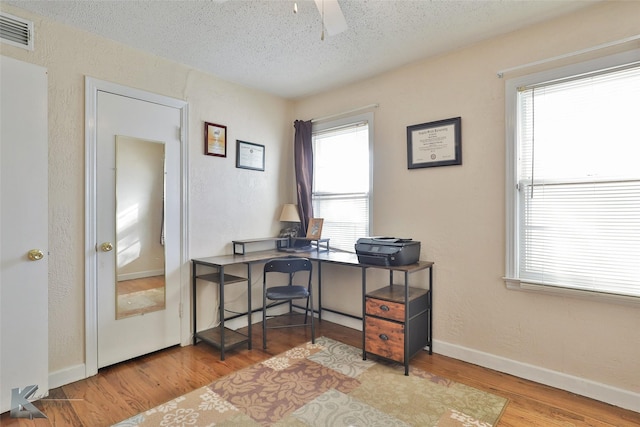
[355,237,420,266]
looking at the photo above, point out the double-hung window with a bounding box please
[505,51,640,300]
[312,113,373,252]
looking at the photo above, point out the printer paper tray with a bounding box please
[357,254,391,266]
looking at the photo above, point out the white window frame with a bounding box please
[504,49,640,304]
[312,112,373,252]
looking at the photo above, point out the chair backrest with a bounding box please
[263,257,312,275]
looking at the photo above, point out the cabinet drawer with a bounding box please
[365,316,404,363]
[365,297,405,322]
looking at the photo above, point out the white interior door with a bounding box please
[96,91,181,368]
[0,56,48,413]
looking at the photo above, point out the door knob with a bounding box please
[28,249,44,261]
[100,242,114,252]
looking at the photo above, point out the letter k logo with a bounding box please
[10,385,47,419]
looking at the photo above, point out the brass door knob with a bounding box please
[100,242,114,252]
[28,249,44,261]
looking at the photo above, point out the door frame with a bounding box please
[84,77,190,377]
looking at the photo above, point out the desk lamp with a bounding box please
[279,204,301,241]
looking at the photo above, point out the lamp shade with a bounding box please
[279,204,301,222]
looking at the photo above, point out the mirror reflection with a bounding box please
[115,135,166,319]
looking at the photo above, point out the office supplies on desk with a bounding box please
[355,237,420,266]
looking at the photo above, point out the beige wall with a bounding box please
[1,4,293,373]
[293,0,640,402]
[1,0,638,410]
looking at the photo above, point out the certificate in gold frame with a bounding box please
[407,117,461,169]
[204,122,227,157]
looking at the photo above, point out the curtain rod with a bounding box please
[311,103,379,123]
[497,34,640,78]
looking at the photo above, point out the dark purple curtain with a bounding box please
[294,120,313,237]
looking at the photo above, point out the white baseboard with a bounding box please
[318,310,362,331]
[433,339,640,413]
[223,307,363,332]
[117,269,164,282]
[49,363,87,389]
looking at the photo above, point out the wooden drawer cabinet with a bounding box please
[365,297,405,322]
[364,316,404,362]
[364,285,430,372]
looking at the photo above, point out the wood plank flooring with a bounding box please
[2,320,638,426]
[117,276,165,294]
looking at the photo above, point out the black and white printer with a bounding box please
[355,237,420,266]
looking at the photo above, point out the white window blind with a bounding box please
[312,117,371,252]
[515,62,640,298]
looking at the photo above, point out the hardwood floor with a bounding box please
[117,275,165,294]
[2,320,638,426]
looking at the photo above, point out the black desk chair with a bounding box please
[262,257,315,349]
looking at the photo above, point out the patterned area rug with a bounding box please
[113,337,508,426]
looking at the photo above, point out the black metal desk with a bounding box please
[192,249,433,372]
[191,250,280,359]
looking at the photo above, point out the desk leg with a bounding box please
[404,271,410,375]
[192,261,197,345]
[219,266,225,361]
[428,266,433,355]
[318,261,322,322]
[361,266,367,361]
[247,263,252,350]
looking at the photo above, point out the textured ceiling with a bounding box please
[5,0,599,99]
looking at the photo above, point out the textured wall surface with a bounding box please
[293,1,640,396]
[1,0,638,407]
[1,3,292,373]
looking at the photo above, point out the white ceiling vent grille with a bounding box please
[0,12,33,51]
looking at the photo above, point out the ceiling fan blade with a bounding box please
[314,0,347,37]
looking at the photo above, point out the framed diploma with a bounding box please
[407,117,461,169]
[236,140,265,171]
[204,122,227,157]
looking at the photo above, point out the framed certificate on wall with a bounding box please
[236,140,265,171]
[407,117,461,169]
[204,122,227,157]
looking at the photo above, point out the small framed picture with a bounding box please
[407,117,462,169]
[236,140,265,171]
[204,122,227,157]
[306,218,324,240]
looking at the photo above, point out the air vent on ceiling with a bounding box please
[0,12,33,51]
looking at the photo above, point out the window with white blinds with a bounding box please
[506,54,640,299]
[312,113,372,252]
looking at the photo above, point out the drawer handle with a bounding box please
[380,305,390,311]
[379,334,389,341]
